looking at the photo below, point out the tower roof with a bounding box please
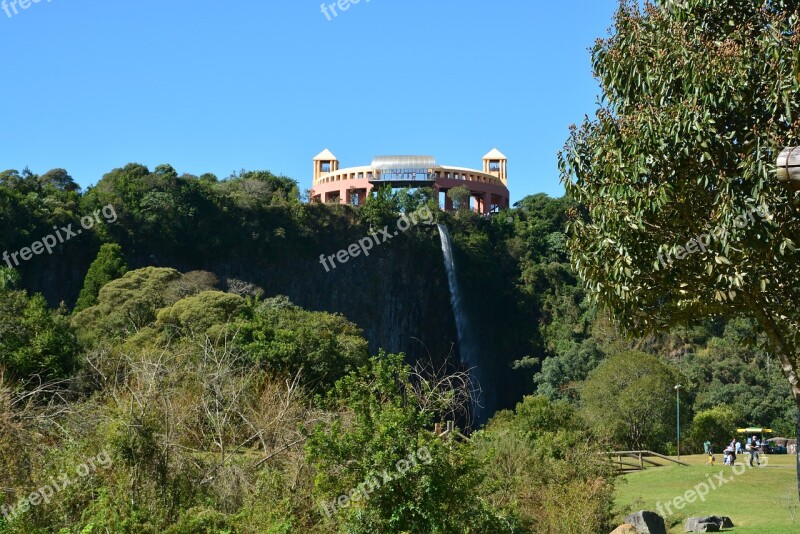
[482,148,507,160]
[314,149,338,161]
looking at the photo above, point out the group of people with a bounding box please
[706,436,763,466]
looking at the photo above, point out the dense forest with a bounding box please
[0,163,793,532]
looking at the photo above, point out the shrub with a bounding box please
[581,351,683,452]
[0,288,79,381]
[236,297,368,389]
[689,406,739,454]
[155,291,247,340]
[474,395,616,533]
[306,353,510,532]
[71,267,182,346]
[74,243,128,312]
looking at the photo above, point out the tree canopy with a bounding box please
[559,0,800,413]
[582,350,683,451]
[74,243,128,311]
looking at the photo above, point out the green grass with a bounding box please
[614,454,800,533]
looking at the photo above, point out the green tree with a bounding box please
[0,267,20,290]
[38,168,79,192]
[689,406,739,455]
[82,163,227,257]
[535,337,605,401]
[447,185,472,211]
[502,194,605,400]
[71,267,183,346]
[155,290,247,341]
[581,351,683,452]
[306,353,506,533]
[474,395,616,532]
[217,169,300,210]
[559,0,800,489]
[0,288,79,381]
[236,296,368,389]
[0,167,83,281]
[74,243,128,311]
[358,185,397,229]
[395,187,436,214]
[682,318,794,431]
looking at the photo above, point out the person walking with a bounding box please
[750,435,761,466]
[729,439,738,465]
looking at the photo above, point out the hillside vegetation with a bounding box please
[0,164,793,532]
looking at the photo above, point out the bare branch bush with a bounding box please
[0,370,73,506]
[90,325,321,515]
[407,355,480,430]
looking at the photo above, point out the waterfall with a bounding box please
[436,223,483,422]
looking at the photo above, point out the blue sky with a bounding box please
[0,0,619,201]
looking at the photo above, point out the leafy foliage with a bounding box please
[559,0,800,403]
[447,185,472,211]
[236,296,369,389]
[155,290,248,341]
[0,267,20,290]
[71,267,183,345]
[0,287,79,381]
[683,318,794,431]
[688,406,739,454]
[306,353,509,533]
[74,243,128,312]
[357,185,397,229]
[581,351,683,451]
[474,395,616,533]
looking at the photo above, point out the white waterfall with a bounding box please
[436,223,482,421]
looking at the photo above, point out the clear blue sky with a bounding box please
[0,0,619,202]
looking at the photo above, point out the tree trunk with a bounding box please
[797,410,800,502]
[746,293,800,499]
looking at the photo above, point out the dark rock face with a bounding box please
[245,244,457,363]
[623,510,667,534]
[684,516,733,532]
[203,236,532,421]
[31,231,458,363]
[26,228,534,421]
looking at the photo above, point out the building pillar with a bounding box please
[484,192,493,214]
[444,191,454,211]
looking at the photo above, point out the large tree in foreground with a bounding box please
[560,0,800,491]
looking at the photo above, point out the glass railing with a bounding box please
[372,169,435,182]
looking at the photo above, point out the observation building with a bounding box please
[309,149,510,214]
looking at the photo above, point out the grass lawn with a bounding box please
[614,454,800,533]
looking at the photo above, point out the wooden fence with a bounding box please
[599,450,689,472]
